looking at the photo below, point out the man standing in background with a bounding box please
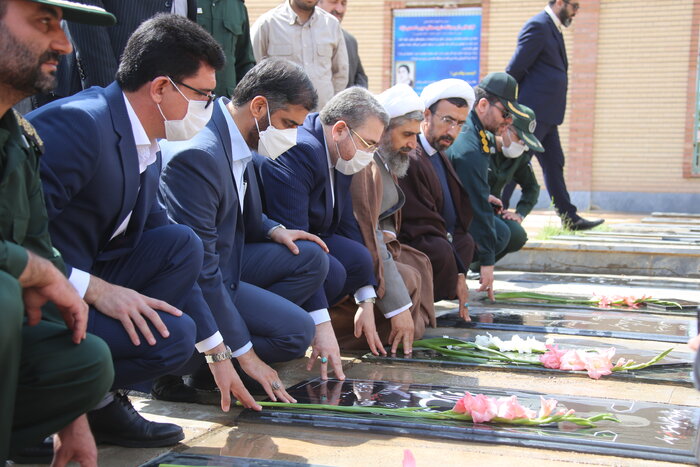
[252,0,349,109]
[196,0,256,97]
[318,0,368,88]
[506,0,603,231]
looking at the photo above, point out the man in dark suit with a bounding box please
[398,79,476,316]
[158,58,330,400]
[318,0,368,88]
[27,14,261,448]
[506,0,603,231]
[259,87,388,377]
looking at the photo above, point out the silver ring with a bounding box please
[271,382,281,391]
[320,356,328,364]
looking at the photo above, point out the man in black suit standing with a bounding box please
[506,0,603,231]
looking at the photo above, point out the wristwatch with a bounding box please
[205,345,232,363]
[355,297,376,305]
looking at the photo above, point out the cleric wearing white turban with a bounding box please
[420,78,475,111]
[376,84,425,120]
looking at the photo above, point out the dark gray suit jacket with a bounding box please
[343,29,368,88]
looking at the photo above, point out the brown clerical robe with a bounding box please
[330,154,435,350]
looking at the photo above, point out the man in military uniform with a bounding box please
[447,73,521,296]
[487,105,542,256]
[0,1,116,465]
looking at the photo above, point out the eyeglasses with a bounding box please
[563,0,580,12]
[433,112,466,129]
[350,128,378,152]
[169,77,216,109]
[491,101,512,120]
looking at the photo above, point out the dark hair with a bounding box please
[116,13,224,92]
[232,58,317,112]
[398,64,410,72]
[0,2,6,19]
[428,97,468,114]
[474,86,499,105]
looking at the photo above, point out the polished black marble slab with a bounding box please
[362,350,693,386]
[480,298,698,315]
[141,452,324,467]
[238,378,700,464]
[437,305,696,343]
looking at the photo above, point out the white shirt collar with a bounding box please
[122,92,158,173]
[544,4,563,32]
[419,133,438,157]
[219,99,253,164]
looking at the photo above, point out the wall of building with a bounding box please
[247,0,700,213]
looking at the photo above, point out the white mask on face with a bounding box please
[502,139,527,159]
[255,102,297,159]
[158,77,213,141]
[334,131,374,175]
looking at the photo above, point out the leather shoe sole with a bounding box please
[564,217,605,231]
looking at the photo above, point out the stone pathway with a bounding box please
[13,211,700,466]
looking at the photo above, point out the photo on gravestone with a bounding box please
[237,378,700,464]
[362,331,693,386]
[436,305,696,343]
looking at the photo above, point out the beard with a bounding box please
[246,113,269,150]
[558,8,573,27]
[379,142,411,178]
[0,22,60,95]
[293,0,319,12]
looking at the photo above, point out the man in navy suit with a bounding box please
[259,87,388,377]
[27,14,260,448]
[506,0,603,231]
[158,58,330,400]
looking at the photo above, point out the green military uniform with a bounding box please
[489,150,540,219]
[0,110,113,462]
[447,109,528,268]
[197,0,256,98]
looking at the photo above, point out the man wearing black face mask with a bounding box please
[157,58,330,402]
[506,0,604,231]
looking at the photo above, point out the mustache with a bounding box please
[438,135,454,144]
[39,50,61,66]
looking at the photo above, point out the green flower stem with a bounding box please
[612,348,674,371]
[413,339,542,365]
[236,401,619,427]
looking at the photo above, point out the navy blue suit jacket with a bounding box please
[159,99,283,350]
[27,81,217,342]
[506,10,568,125]
[258,113,357,238]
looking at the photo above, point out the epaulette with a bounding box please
[13,109,44,155]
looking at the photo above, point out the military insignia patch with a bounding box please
[529,120,537,133]
[14,110,44,154]
[479,130,490,154]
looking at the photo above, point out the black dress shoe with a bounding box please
[88,392,184,447]
[563,216,605,231]
[9,436,53,464]
[152,375,198,403]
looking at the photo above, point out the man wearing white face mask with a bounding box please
[260,87,388,374]
[27,15,252,447]
[491,104,542,237]
[157,58,331,401]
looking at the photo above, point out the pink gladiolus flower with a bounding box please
[614,357,628,368]
[496,396,536,420]
[469,394,498,423]
[540,344,566,369]
[453,392,472,414]
[559,350,588,371]
[538,396,559,418]
[582,348,615,379]
[622,296,640,308]
[595,294,613,308]
[403,449,416,467]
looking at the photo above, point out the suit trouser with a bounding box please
[470,216,524,270]
[89,225,200,391]
[323,234,374,306]
[502,122,578,220]
[1,271,114,463]
[241,240,329,312]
